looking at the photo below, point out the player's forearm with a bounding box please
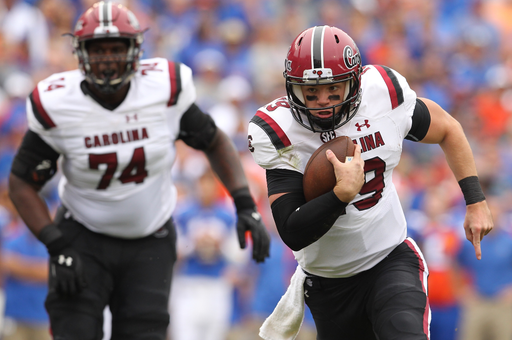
[419,98,479,181]
[439,121,478,182]
[8,173,53,237]
[204,129,249,193]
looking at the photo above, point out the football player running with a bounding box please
[248,25,493,340]
[8,2,270,340]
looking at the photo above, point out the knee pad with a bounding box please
[382,311,426,340]
[390,311,423,333]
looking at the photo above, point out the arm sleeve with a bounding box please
[10,130,60,186]
[266,169,347,251]
[178,103,218,150]
[405,98,431,142]
[266,169,303,196]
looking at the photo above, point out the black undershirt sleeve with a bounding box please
[178,103,218,150]
[266,169,347,251]
[266,169,304,196]
[405,98,431,142]
[10,130,60,186]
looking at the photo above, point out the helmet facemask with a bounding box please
[285,71,361,132]
[283,26,363,133]
[75,37,142,94]
[70,1,145,94]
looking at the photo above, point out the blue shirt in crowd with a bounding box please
[3,227,49,324]
[458,229,512,297]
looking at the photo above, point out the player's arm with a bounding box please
[415,97,493,259]
[10,112,86,295]
[178,104,270,262]
[268,145,364,251]
[418,97,479,179]
[8,130,59,238]
[177,104,250,191]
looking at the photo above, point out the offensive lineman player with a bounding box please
[8,2,270,340]
[248,25,493,339]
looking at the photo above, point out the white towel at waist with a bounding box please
[259,265,307,340]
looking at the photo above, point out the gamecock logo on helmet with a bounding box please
[343,46,360,69]
[285,59,292,73]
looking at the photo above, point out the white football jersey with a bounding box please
[27,58,196,238]
[248,65,417,277]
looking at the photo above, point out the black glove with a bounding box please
[236,208,271,263]
[232,187,270,263]
[38,222,87,295]
[49,247,87,295]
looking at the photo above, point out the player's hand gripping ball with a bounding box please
[303,136,355,202]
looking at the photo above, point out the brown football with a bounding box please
[303,136,355,202]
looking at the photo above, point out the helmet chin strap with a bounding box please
[307,105,344,132]
[89,63,134,94]
[102,70,124,84]
[90,73,122,93]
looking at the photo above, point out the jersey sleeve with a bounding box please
[248,114,300,172]
[165,62,198,139]
[26,95,47,133]
[25,86,63,154]
[369,65,417,139]
[170,62,196,112]
[391,68,417,138]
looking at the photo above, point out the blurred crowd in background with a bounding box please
[2,0,512,339]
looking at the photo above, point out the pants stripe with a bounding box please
[405,237,431,340]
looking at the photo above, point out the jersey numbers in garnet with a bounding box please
[266,99,290,111]
[353,157,386,210]
[89,147,148,189]
[339,156,386,215]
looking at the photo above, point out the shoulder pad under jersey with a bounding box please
[137,57,196,112]
[360,65,416,115]
[248,97,304,171]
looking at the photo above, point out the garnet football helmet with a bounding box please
[284,26,363,132]
[71,1,144,93]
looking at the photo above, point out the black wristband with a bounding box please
[458,176,486,205]
[38,223,66,255]
[231,187,256,211]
